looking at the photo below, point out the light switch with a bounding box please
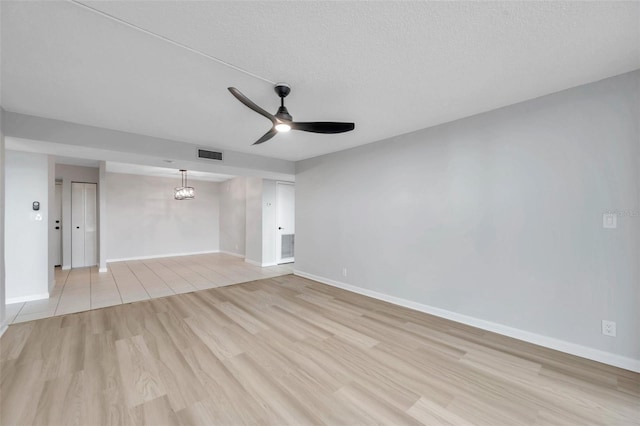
[603,213,617,229]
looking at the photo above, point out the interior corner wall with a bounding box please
[0,109,6,329]
[219,176,247,257]
[295,70,640,368]
[261,179,277,266]
[106,173,220,261]
[98,161,107,271]
[55,164,99,269]
[5,150,50,302]
[47,156,55,291]
[245,177,263,265]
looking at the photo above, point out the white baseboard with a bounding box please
[245,258,278,267]
[6,292,50,304]
[62,265,71,271]
[293,270,640,373]
[244,258,261,267]
[220,250,245,259]
[98,267,108,273]
[0,323,8,339]
[107,250,220,263]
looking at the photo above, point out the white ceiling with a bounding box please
[105,162,234,183]
[2,1,639,162]
[54,155,99,168]
[53,157,230,184]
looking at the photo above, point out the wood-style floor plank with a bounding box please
[1,274,638,425]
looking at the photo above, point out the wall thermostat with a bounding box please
[32,201,40,211]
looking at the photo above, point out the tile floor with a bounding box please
[5,253,294,324]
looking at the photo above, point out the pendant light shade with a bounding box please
[174,169,195,200]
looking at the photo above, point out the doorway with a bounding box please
[53,182,62,266]
[276,182,295,264]
[71,182,97,268]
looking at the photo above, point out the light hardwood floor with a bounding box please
[1,274,638,425]
[5,253,293,324]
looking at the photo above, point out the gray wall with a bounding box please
[0,109,5,328]
[219,177,246,256]
[46,157,54,290]
[4,150,51,301]
[295,71,640,364]
[106,172,220,260]
[3,111,295,181]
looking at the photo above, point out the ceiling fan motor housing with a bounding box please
[274,83,291,98]
[276,105,292,121]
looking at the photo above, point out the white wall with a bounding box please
[245,177,263,265]
[106,172,220,261]
[55,164,99,269]
[295,70,640,370]
[5,151,51,302]
[219,177,280,265]
[219,177,246,257]
[262,179,277,266]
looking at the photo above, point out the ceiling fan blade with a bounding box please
[253,128,278,145]
[228,87,276,124]
[291,121,355,134]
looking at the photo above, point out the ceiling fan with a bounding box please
[228,83,355,145]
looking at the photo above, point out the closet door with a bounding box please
[71,182,97,268]
[276,182,295,264]
[84,183,97,266]
[53,182,63,266]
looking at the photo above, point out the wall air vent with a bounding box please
[197,148,223,161]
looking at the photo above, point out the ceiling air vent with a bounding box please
[197,148,223,161]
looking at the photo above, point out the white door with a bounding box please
[276,182,295,264]
[71,182,97,268]
[53,182,62,266]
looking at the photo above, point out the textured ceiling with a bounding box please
[2,1,639,161]
[105,162,234,182]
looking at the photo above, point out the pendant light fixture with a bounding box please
[174,169,195,200]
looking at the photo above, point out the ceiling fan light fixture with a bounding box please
[227,84,355,145]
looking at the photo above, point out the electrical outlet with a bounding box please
[602,320,616,337]
[342,267,347,277]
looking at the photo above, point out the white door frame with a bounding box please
[53,182,62,266]
[71,182,97,268]
[276,182,295,264]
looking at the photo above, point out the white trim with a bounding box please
[106,250,220,263]
[220,250,245,259]
[293,270,640,373]
[6,292,50,304]
[245,258,278,267]
[244,258,262,267]
[0,324,8,339]
[62,265,71,270]
[98,267,108,273]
